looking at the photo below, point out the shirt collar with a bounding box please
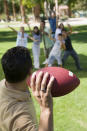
[1,79,31,102]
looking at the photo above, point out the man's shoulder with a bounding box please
[66,36,71,41]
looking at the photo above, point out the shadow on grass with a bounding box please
[0,30,33,43]
[72,25,87,32]
[28,48,87,79]
[0,25,87,44]
[71,32,87,44]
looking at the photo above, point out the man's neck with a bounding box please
[5,80,28,92]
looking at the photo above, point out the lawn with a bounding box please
[0,25,87,131]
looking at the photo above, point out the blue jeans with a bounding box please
[62,50,81,69]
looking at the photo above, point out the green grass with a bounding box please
[0,25,87,131]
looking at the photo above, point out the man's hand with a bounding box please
[31,71,54,131]
[30,71,54,110]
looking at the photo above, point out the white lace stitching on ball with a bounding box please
[69,71,73,77]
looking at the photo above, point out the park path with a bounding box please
[0,17,87,29]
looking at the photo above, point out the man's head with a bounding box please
[40,20,45,29]
[58,33,62,41]
[62,29,67,38]
[1,46,32,83]
[20,27,24,33]
[59,23,64,30]
[51,11,56,18]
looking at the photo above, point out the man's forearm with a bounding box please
[39,108,54,131]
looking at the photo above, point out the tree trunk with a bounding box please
[20,0,26,23]
[3,0,10,21]
[44,0,48,16]
[55,0,59,27]
[33,4,40,22]
[55,0,58,16]
[12,0,16,21]
[68,6,72,17]
[44,1,51,17]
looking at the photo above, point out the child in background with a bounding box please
[8,26,38,47]
[46,34,66,67]
[32,26,41,69]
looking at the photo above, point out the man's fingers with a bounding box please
[30,72,36,91]
[41,72,49,92]
[46,76,55,95]
[36,71,43,91]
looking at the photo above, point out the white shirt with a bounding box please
[16,32,29,47]
[55,28,62,41]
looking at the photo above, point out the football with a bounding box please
[27,67,80,97]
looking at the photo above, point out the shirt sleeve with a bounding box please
[12,112,38,131]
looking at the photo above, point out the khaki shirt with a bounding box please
[0,79,38,131]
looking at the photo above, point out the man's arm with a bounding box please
[61,42,66,50]
[8,26,17,33]
[56,16,59,28]
[11,112,38,131]
[67,24,72,35]
[39,106,53,131]
[31,72,54,131]
[59,36,66,50]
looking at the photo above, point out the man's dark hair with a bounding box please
[1,46,32,83]
[58,33,62,36]
[41,20,45,25]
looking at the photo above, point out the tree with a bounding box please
[12,0,16,20]
[3,0,10,21]
[61,0,78,17]
[33,4,40,21]
[23,0,42,21]
[55,0,59,16]
[20,0,26,23]
[74,0,87,10]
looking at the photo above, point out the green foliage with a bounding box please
[22,0,44,8]
[74,0,87,10]
[0,0,4,13]
[61,0,78,8]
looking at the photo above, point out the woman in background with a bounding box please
[8,26,38,47]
